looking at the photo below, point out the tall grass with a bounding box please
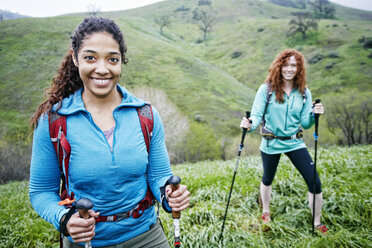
[0,145,371,247]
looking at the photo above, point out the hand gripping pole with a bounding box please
[169,175,182,248]
[76,198,94,248]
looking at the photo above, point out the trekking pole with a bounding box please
[169,175,182,248]
[219,111,251,241]
[76,198,94,248]
[312,99,321,234]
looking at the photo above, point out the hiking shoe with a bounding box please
[316,224,328,235]
[261,212,271,224]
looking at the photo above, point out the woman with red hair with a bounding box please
[240,49,327,233]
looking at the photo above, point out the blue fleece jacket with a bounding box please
[249,83,315,154]
[29,84,172,247]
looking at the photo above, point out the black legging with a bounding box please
[261,148,322,194]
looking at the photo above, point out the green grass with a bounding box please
[1,145,371,247]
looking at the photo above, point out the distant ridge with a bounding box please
[0,10,29,20]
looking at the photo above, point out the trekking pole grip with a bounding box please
[169,175,181,218]
[76,198,94,219]
[243,111,251,130]
[313,99,321,112]
[240,111,251,145]
[313,99,321,127]
[76,198,94,248]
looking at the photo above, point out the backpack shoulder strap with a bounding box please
[137,103,154,153]
[136,104,157,207]
[302,87,307,104]
[262,83,272,126]
[48,111,74,203]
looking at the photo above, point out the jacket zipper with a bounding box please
[85,111,116,161]
[285,99,289,130]
[112,108,119,157]
[284,90,294,130]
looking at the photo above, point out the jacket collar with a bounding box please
[54,84,146,115]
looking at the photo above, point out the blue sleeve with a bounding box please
[300,88,315,129]
[250,84,268,132]
[146,107,173,212]
[29,114,69,231]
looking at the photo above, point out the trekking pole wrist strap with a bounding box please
[59,205,76,237]
[160,180,172,213]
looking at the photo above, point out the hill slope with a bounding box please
[0,0,371,151]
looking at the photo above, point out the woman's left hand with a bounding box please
[313,102,324,115]
[165,184,190,212]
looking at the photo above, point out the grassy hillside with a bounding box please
[333,3,372,21]
[1,145,371,247]
[122,0,296,20]
[0,14,255,144]
[0,0,371,160]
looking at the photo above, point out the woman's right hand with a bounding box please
[313,102,324,115]
[240,117,252,131]
[66,210,99,243]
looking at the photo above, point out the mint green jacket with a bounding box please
[250,83,315,154]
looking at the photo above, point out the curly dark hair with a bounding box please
[31,17,128,129]
[265,49,306,104]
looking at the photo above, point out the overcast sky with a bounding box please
[0,0,371,17]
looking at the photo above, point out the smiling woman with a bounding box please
[29,17,190,247]
[240,49,327,234]
[70,32,124,130]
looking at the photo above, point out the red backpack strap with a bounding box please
[137,104,156,206]
[48,111,75,204]
[137,104,154,153]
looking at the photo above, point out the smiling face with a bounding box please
[71,31,122,101]
[281,56,297,83]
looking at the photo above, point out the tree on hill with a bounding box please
[197,10,215,41]
[296,0,307,9]
[198,0,212,6]
[154,15,171,35]
[323,4,336,18]
[287,12,318,39]
[325,90,372,145]
[183,122,222,162]
[0,13,3,21]
[87,4,101,16]
[359,36,372,49]
[309,0,335,19]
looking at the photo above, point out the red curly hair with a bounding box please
[265,49,306,103]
